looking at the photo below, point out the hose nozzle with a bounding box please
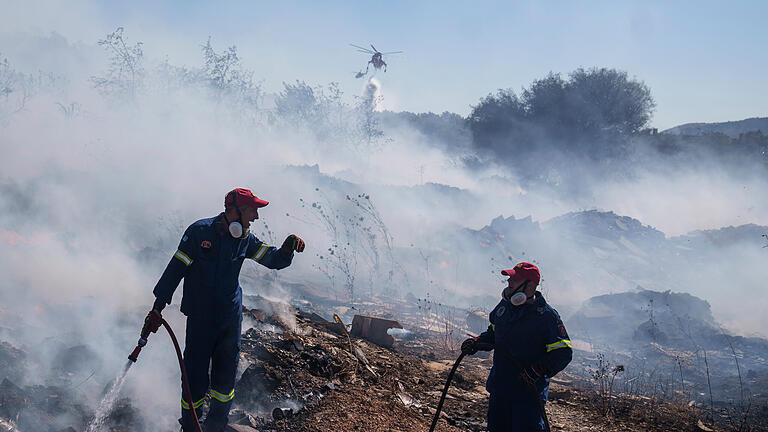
[128,337,147,363]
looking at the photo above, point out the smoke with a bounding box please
[1,23,767,429]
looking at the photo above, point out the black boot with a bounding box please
[178,407,203,432]
[202,416,228,432]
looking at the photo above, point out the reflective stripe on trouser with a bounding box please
[180,313,242,430]
[210,388,235,403]
[181,396,206,410]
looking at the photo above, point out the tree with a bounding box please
[566,67,655,135]
[91,27,144,100]
[467,89,528,152]
[522,72,570,132]
[275,80,318,127]
[467,67,656,158]
[354,80,385,151]
[0,54,32,120]
[200,37,261,106]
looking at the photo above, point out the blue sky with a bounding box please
[5,0,768,129]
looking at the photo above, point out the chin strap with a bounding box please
[503,280,530,301]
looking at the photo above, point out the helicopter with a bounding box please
[351,44,403,78]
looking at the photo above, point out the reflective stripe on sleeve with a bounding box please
[545,339,573,352]
[491,323,495,332]
[210,388,235,403]
[181,396,206,410]
[251,244,270,262]
[174,249,193,266]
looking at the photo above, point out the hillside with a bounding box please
[664,117,768,138]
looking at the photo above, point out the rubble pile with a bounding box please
[0,292,760,431]
[0,336,145,432]
[231,307,490,432]
[0,374,143,432]
[228,304,710,432]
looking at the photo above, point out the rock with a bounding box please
[53,345,100,375]
[0,418,20,432]
[466,310,488,335]
[248,309,267,322]
[236,364,280,404]
[272,407,293,420]
[226,424,258,432]
[350,315,403,348]
[0,378,27,420]
[0,342,26,383]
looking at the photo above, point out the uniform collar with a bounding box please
[214,213,228,236]
[500,291,546,309]
[514,291,547,309]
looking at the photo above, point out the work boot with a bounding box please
[202,416,228,432]
[179,408,203,432]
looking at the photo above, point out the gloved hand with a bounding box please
[142,309,163,337]
[461,337,479,355]
[520,363,546,387]
[281,234,305,254]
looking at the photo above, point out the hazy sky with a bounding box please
[4,0,768,128]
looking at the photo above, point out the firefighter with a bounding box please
[143,188,305,432]
[461,262,572,432]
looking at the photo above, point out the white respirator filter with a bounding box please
[509,292,528,306]
[228,222,243,238]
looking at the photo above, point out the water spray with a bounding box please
[127,317,203,432]
[85,361,132,432]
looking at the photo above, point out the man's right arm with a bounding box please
[476,323,495,346]
[462,305,498,354]
[476,306,497,347]
[152,228,195,310]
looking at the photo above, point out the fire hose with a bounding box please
[428,343,550,432]
[128,318,203,432]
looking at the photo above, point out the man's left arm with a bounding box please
[539,313,573,377]
[246,234,304,269]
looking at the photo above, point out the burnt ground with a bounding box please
[0,303,765,431]
[223,311,728,432]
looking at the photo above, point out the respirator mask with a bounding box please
[224,191,247,239]
[503,280,531,306]
[228,219,243,238]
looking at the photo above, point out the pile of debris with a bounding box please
[226,301,711,432]
[227,305,490,432]
[0,294,748,431]
[0,340,144,432]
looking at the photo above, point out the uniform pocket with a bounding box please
[195,253,218,286]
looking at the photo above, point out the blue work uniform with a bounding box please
[477,292,572,432]
[153,214,292,431]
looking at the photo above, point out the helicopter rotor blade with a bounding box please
[370,44,379,53]
[350,44,374,53]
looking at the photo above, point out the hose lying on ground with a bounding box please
[429,352,466,432]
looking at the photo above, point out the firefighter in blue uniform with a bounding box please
[462,262,572,432]
[143,188,305,432]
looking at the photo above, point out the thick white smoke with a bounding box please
[1,22,767,430]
